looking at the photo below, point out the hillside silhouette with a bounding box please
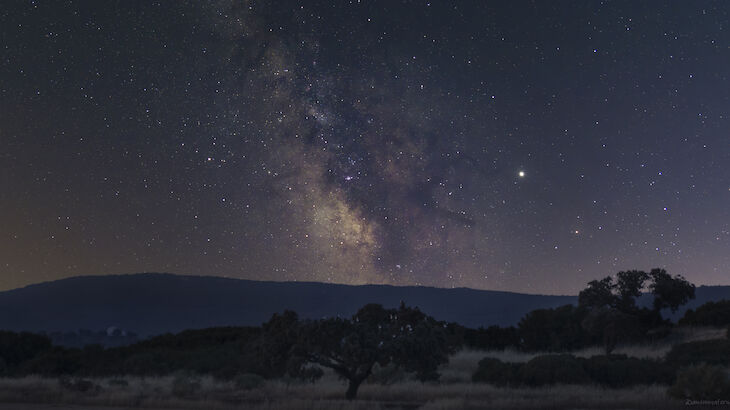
[0,273,727,336]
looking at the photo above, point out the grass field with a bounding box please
[0,326,724,410]
[0,375,686,410]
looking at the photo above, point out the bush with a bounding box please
[474,354,675,388]
[518,305,594,351]
[233,373,265,390]
[463,326,520,350]
[679,300,730,327]
[0,331,53,373]
[666,339,730,367]
[583,354,674,387]
[518,354,589,386]
[171,373,201,398]
[668,364,730,400]
[58,377,100,394]
[22,347,83,376]
[472,357,520,386]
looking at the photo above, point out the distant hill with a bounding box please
[0,273,727,337]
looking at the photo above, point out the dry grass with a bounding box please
[1,327,724,409]
[670,326,728,343]
[462,348,541,364]
[0,375,687,410]
[415,384,684,410]
[466,342,679,363]
[0,374,681,410]
[571,344,673,360]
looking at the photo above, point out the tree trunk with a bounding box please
[345,377,363,400]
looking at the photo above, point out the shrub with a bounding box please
[58,377,99,393]
[666,339,730,367]
[22,347,83,376]
[518,305,593,352]
[679,300,730,327]
[668,364,730,400]
[171,373,201,398]
[233,373,265,390]
[0,331,53,373]
[583,354,674,387]
[518,354,589,386]
[463,326,520,350]
[472,357,521,386]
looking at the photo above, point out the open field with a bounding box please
[0,375,687,410]
[0,326,725,409]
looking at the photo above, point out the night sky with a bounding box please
[1,1,728,294]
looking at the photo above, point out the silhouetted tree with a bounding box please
[296,303,453,400]
[649,268,695,313]
[578,277,616,310]
[615,270,649,311]
[0,331,52,375]
[462,325,520,350]
[578,270,649,312]
[517,305,592,351]
[251,310,309,379]
[577,268,695,351]
[679,300,730,327]
[581,308,642,354]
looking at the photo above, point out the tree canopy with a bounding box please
[577,268,695,353]
[578,268,695,315]
[296,303,454,400]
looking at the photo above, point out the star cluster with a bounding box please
[1,1,728,294]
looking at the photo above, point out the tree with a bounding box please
[296,303,453,400]
[615,270,649,311]
[580,307,641,354]
[578,277,616,310]
[579,269,695,315]
[250,310,312,380]
[577,269,695,351]
[578,270,649,312]
[649,268,695,313]
[0,331,52,375]
[517,305,592,351]
[679,300,730,327]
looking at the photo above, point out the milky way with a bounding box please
[1,1,728,294]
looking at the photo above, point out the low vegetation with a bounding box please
[679,299,730,327]
[0,372,693,409]
[473,353,676,388]
[0,268,728,408]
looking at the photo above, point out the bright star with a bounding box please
[518,170,525,178]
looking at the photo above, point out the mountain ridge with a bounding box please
[1,273,727,336]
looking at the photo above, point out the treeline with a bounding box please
[464,268,699,353]
[1,269,729,400]
[471,329,730,399]
[44,328,139,348]
[466,269,730,400]
[679,300,730,327]
[0,304,457,399]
